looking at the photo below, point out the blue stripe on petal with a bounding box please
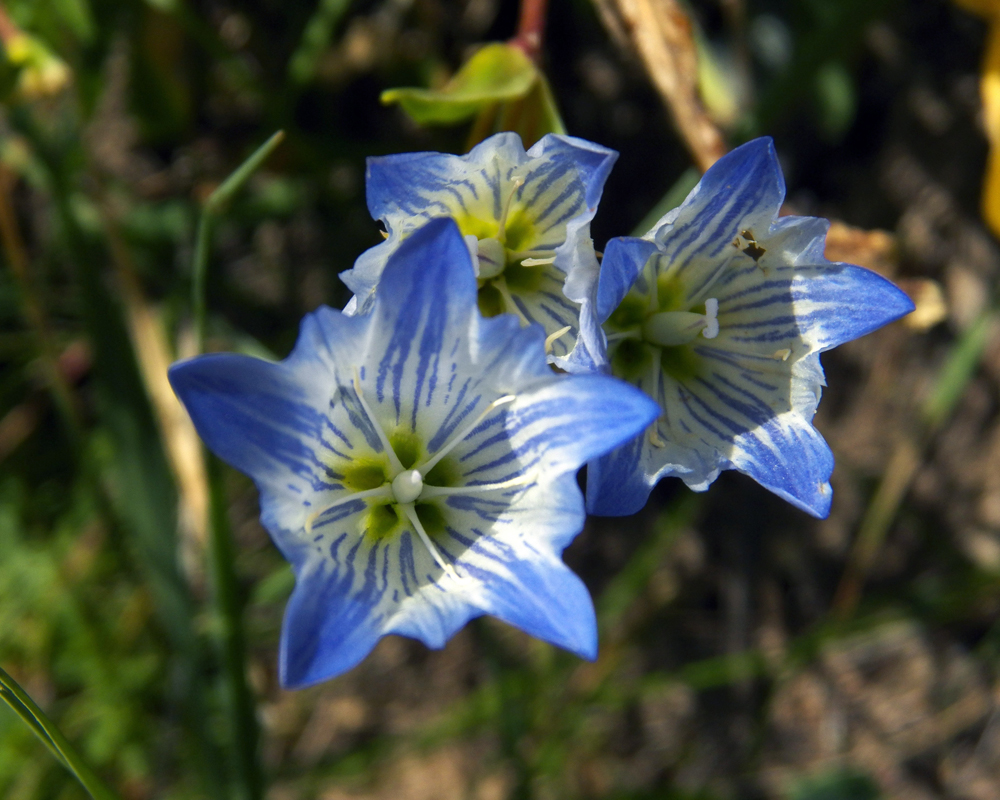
[501,374,659,478]
[792,264,915,350]
[450,475,597,657]
[527,134,618,209]
[280,548,386,688]
[596,237,660,323]
[728,414,834,518]
[169,353,329,495]
[585,434,657,517]
[371,218,478,422]
[650,138,784,248]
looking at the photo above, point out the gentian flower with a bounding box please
[585,138,914,519]
[341,132,617,370]
[170,218,658,687]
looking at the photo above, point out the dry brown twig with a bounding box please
[590,0,727,172]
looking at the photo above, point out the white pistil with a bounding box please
[304,485,394,534]
[418,394,516,475]
[544,325,572,354]
[391,469,424,504]
[520,255,556,267]
[703,298,719,339]
[418,473,534,500]
[493,277,532,327]
[399,502,464,583]
[476,237,507,280]
[641,297,720,347]
[496,176,525,245]
[351,367,405,475]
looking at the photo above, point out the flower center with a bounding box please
[306,371,534,583]
[455,175,559,323]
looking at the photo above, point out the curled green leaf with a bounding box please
[381,42,538,125]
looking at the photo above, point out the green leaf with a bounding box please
[382,43,538,125]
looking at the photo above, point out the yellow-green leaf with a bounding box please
[382,42,538,125]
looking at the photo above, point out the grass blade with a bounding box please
[0,668,121,800]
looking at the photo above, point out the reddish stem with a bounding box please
[511,0,549,64]
[0,3,20,46]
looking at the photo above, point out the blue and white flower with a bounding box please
[341,132,617,370]
[585,138,915,519]
[171,218,658,687]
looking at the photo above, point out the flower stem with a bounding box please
[207,456,262,800]
[192,130,285,352]
[0,667,122,800]
[511,0,549,64]
[191,131,284,800]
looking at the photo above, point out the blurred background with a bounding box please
[0,0,997,798]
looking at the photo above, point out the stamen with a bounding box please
[496,176,524,245]
[351,367,404,475]
[418,473,534,500]
[304,485,393,534]
[646,254,659,314]
[520,255,556,267]
[516,249,558,258]
[605,330,641,343]
[418,394,516,475]
[399,503,464,583]
[493,278,532,327]
[772,348,791,361]
[648,354,661,403]
[544,325,572,354]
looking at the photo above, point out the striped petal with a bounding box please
[443,475,597,659]
[586,137,914,518]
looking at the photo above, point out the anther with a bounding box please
[520,255,556,267]
[544,325,572,354]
